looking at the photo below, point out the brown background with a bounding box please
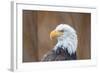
[23,10,91,62]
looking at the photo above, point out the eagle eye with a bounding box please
[59,30,64,32]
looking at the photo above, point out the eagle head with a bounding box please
[50,24,78,55]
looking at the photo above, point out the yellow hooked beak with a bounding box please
[50,30,63,40]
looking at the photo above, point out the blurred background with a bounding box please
[23,10,91,62]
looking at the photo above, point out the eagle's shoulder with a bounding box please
[41,49,66,61]
[41,48,77,61]
[41,50,57,61]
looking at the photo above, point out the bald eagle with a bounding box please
[41,24,78,61]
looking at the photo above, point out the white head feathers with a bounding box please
[54,24,78,55]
